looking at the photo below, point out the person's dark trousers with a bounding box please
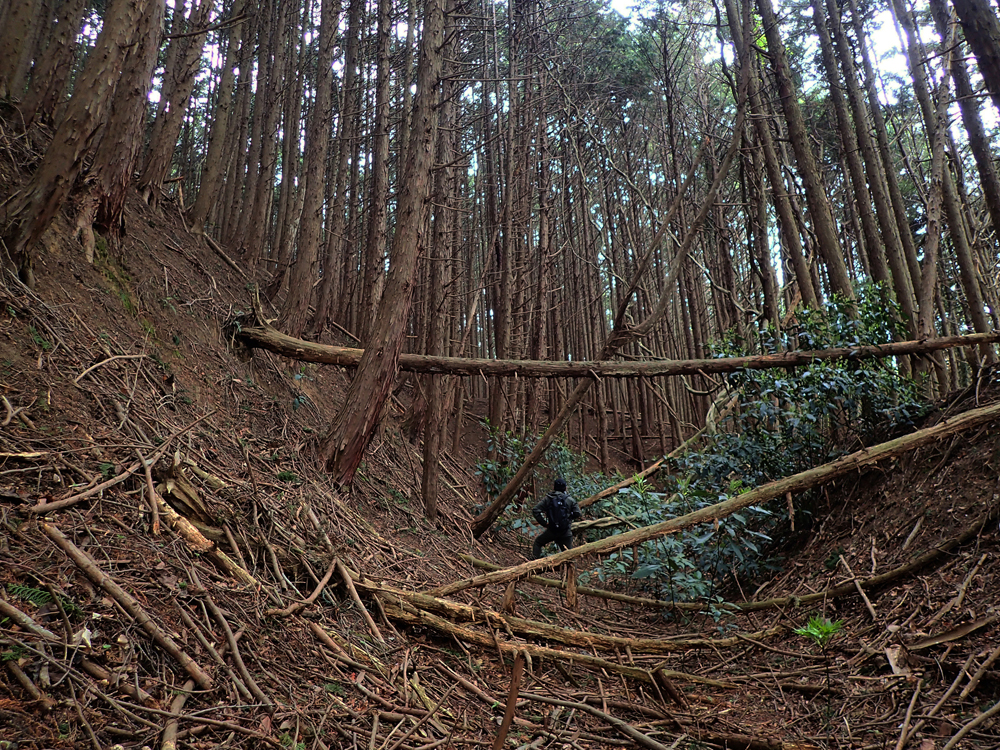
[532,527,574,559]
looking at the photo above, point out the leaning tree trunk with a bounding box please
[811,0,890,292]
[826,0,917,335]
[723,0,817,308]
[0,0,150,287]
[318,0,447,484]
[892,0,995,365]
[930,0,1000,244]
[952,0,1000,114]
[75,0,165,260]
[20,0,88,126]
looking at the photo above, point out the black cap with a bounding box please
[554,477,567,491]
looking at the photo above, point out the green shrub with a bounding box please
[594,286,929,605]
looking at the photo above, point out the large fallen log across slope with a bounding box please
[232,324,1000,380]
[429,398,1000,598]
[349,572,784,653]
[378,598,736,689]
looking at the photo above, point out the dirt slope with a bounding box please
[1,185,999,749]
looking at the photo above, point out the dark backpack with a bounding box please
[546,492,572,533]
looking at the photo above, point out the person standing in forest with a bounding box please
[531,478,582,559]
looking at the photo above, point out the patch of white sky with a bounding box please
[605,0,997,132]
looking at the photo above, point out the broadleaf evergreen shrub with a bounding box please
[592,287,929,606]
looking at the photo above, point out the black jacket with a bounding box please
[532,491,582,531]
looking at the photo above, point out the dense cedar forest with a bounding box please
[4,0,1000,747]
[4,0,1000,499]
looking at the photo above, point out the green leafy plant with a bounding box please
[276,470,299,483]
[474,421,532,501]
[6,583,81,616]
[1,645,28,662]
[794,615,843,650]
[587,287,928,608]
[795,614,843,709]
[28,325,51,351]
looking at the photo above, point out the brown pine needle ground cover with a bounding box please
[2,160,1000,750]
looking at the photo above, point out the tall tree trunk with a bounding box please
[20,0,88,126]
[723,0,817,308]
[421,14,457,522]
[755,0,854,302]
[313,0,365,334]
[278,0,338,338]
[266,35,305,296]
[318,0,447,484]
[931,0,1000,242]
[0,0,43,100]
[190,0,247,235]
[826,0,917,335]
[811,0,890,292]
[240,0,293,269]
[891,0,995,362]
[1,0,150,287]
[952,0,1000,114]
[846,1,921,295]
[75,0,165,259]
[138,0,214,206]
[360,0,394,344]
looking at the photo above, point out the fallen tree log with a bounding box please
[464,494,1000,616]
[578,458,665,509]
[232,307,1000,380]
[431,398,1000,598]
[350,574,782,653]
[378,598,736,689]
[457,554,724,612]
